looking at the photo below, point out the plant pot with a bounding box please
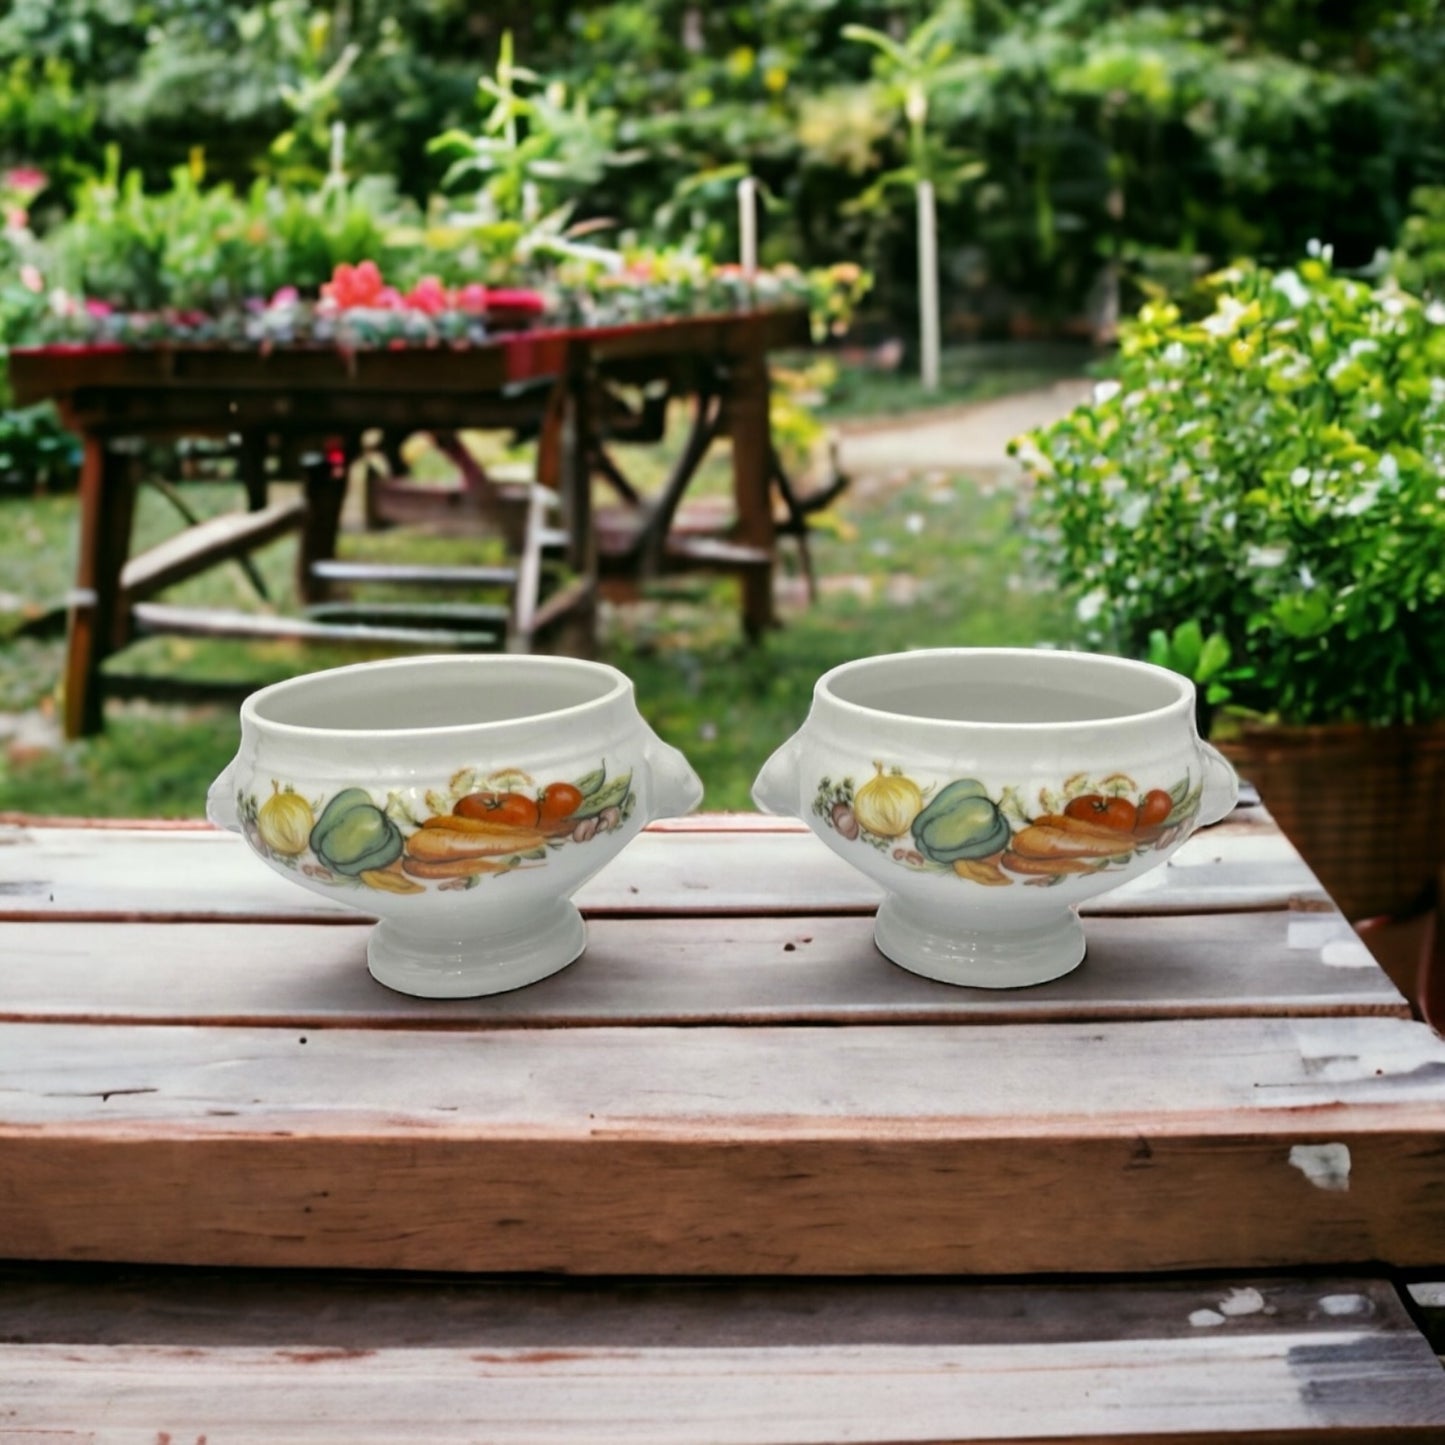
[1220,720,1445,921]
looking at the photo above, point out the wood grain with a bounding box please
[2,1016,1442,1274]
[0,1274,1440,1441]
[0,811,1326,923]
[0,908,1405,1029]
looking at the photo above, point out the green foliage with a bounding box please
[1145,620,1233,708]
[1016,253,1445,727]
[842,3,986,192]
[47,150,416,311]
[0,56,97,188]
[0,171,77,488]
[1394,186,1445,299]
[1,3,1442,328]
[430,31,635,228]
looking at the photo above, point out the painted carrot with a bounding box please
[1001,851,1096,876]
[1008,823,1131,861]
[404,825,545,861]
[402,854,509,880]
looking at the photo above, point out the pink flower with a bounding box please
[404,275,450,316]
[322,260,386,310]
[455,282,489,314]
[19,264,43,294]
[3,167,47,197]
[269,286,299,307]
[83,298,115,318]
[5,206,27,231]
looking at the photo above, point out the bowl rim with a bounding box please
[813,647,1193,733]
[240,654,634,741]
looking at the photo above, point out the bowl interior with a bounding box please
[248,657,625,733]
[823,651,1185,726]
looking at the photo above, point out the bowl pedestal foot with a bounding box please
[366,899,586,998]
[873,895,1085,989]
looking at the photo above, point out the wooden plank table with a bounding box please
[2,802,1444,1440]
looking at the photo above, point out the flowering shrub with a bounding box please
[1014,251,1445,727]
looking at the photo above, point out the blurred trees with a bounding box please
[2,0,1442,329]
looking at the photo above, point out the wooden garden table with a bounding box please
[8,308,811,739]
[1,797,1444,1440]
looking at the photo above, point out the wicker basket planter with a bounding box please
[1221,721,1445,922]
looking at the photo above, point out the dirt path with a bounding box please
[833,378,1092,485]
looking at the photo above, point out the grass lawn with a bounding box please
[0,354,1079,819]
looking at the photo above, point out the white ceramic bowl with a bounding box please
[752,648,1238,988]
[207,655,703,997]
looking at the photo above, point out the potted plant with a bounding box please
[1013,249,1445,921]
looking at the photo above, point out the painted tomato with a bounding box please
[454,791,540,828]
[1063,793,1139,832]
[539,781,585,824]
[1137,789,1175,830]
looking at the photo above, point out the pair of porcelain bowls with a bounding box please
[208,650,1238,998]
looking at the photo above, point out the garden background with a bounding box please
[2,0,1444,818]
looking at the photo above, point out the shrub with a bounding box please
[1015,251,1445,727]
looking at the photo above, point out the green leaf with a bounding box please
[841,24,912,70]
[1196,632,1232,683]
[574,766,606,798]
[1170,619,1204,679]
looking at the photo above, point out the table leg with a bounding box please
[63,437,140,739]
[296,445,350,607]
[555,362,598,657]
[726,353,776,639]
[237,430,268,512]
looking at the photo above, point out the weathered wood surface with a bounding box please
[1,1272,1441,1443]
[3,1015,1442,1274]
[1,810,1442,1435]
[0,907,1404,1028]
[0,807,1327,923]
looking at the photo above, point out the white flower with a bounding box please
[1341,481,1379,517]
[1075,589,1106,623]
[1202,294,1250,337]
[1119,495,1148,528]
[1093,379,1122,404]
[1246,545,1288,569]
[1290,467,1311,487]
[1272,270,1311,309]
[1426,300,1445,326]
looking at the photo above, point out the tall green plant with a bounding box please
[429,32,632,228]
[844,3,984,388]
